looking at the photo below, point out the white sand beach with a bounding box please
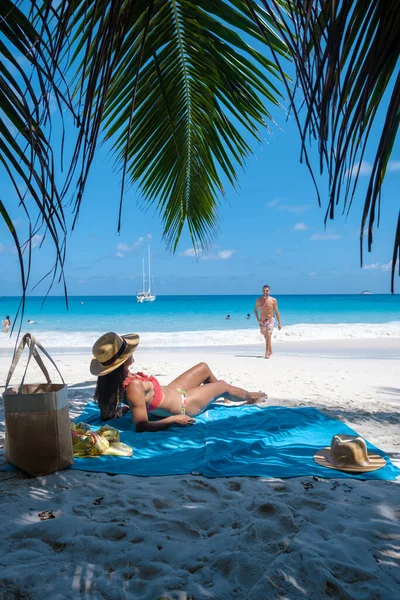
[1,342,400,599]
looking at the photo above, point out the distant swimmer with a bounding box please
[80,301,84,305]
[254,284,282,359]
[27,319,35,324]
[2,315,11,333]
[226,315,231,320]
[246,313,250,319]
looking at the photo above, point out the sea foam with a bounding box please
[2,321,400,350]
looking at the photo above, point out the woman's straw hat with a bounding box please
[90,332,140,376]
[314,434,386,473]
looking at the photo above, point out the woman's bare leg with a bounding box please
[185,381,267,416]
[168,362,218,390]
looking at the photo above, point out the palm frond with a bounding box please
[0,0,70,310]
[50,0,288,250]
[250,0,400,291]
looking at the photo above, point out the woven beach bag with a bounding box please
[3,333,73,476]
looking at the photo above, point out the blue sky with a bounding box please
[1,42,399,296]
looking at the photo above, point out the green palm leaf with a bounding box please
[51,0,288,250]
[0,0,72,318]
[250,0,400,290]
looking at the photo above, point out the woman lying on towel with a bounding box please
[91,332,267,433]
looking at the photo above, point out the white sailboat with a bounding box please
[136,245,156,303]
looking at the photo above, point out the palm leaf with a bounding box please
[0,0,71,308]
[50,0,288,250]
[249,0,400,291]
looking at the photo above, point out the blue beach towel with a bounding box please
[69,402,399,480]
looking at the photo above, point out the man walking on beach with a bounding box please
[254,285,282,358]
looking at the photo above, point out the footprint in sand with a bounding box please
[255,502,276,517]
[227,481,242,492]
[214,551,236,577]
[152,498,171,510]
[159,519,200,540]
[97,523,127,541]
[189,478,219,493]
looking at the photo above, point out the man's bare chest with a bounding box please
[260,298,273,310]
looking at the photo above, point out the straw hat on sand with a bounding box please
[314,434,386,473]
[90,332,140,376]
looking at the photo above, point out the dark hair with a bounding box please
[262,285,270,290]
[94,363,126,421]
[6,315,10,320]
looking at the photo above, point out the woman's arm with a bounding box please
[125,380,194,432]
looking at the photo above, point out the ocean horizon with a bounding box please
[1,294,399,350]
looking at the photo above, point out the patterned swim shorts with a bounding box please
[259,318,275,334]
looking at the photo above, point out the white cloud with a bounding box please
[15,54,29,68]
[309,272,317,276]
[46,92,58,116]
[0,241,17,255]
[115,234,152,256]
[116,243,130,253]
[362,263,380,270]
[180,247,198,257]
[292,222,309,231]
[348,158,400,176]
[267,198,280,208]
[27,235,43,249]
[309,233,341,241]
[267,198,312,213]
[281,204,313,214]
[180,247,235,260]
[217,250,235,260]
[348,161,372,177]
[381,261,392,272]
[387,161,400,172]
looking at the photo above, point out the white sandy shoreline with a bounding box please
[0,342,399,598]
[1,337,400,361]
[1,321,400,355]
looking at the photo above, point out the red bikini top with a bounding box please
[123,372,163,412]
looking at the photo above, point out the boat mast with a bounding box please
[142,258,145,293]
[147,245,151,294]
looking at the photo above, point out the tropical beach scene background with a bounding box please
[1,294,400,351]
[1,2,400,599]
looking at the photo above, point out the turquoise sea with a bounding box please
[1,294,399,330]
[0,295,399,349]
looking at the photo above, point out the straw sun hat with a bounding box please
[314,434,386,473]
[90,332,140,376]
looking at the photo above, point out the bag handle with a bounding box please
[4,333,65,393]
[5,334,51,391]
[28,336,66,387]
